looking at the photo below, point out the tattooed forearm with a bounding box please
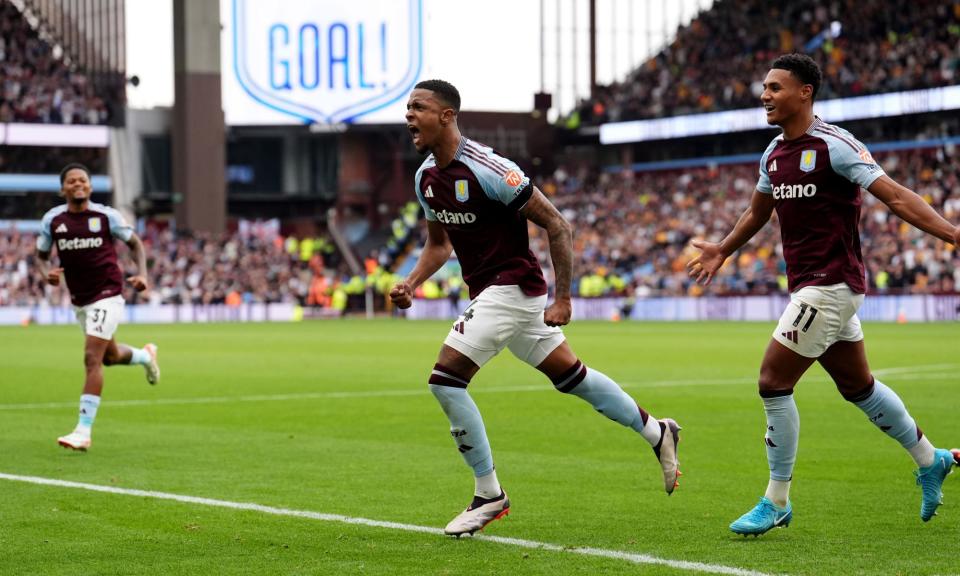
[547,221,573,299]
[521,187,574,299]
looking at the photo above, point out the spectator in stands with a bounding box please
[0,3,116,126]
[2,148,957,307]
[530,146,958,297]
[569,0,960,125]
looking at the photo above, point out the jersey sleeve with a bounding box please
[756,137,780,194]
[36,212,54,252]
[469,150,533,210]
[414,166,437,221]
[824,130,886,189]
[106,207,134,241]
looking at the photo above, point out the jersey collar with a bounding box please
[805,115,824,135]
[453,136,467,162]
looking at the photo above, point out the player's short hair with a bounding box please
[59,163,91,185]
[772,54,822,100]
[414,79,461,113]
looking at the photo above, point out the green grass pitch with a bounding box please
[0,320,957,575]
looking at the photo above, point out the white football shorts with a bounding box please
[444,284,566,368]
[772,282,864,358]
[75,294,125,340]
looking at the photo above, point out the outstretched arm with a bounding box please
[520,187,574,326]
[124,233,149,291]
[867,175,959,245]
[390,220,452,309]
[688,189,776,285]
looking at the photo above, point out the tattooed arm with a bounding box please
[520,187,574,326]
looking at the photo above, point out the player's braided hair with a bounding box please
[772,54,822,100]
[415,79,461,113]
[59,162,91,185]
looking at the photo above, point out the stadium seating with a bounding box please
[0,227,353,307]
[0,3,116,125]
[533,146,960,297]
[2,147,956,308]
[570,0,960,125]
[2,145,956,308]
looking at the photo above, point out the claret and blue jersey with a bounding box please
[36,202,134,307]
[414,137,547,300]
[757,116,886,294]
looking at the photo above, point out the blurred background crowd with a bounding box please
[3,144,957,308]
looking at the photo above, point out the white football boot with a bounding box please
[144,343,160,385]
[57,430,91,451]
[444,492,510,537]
[653,418,682,495]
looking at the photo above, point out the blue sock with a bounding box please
[128,347,150,366]
[850,379,921,449]
[429,364,494,477]
[762,393,800,482]
[553,361,653,439]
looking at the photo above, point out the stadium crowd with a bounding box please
[571,0,960,125]
[0,226,359,308]
[1,147,958,308]
[533,145,960,297]
[0,3,114,125]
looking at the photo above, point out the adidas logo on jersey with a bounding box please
[768,159,778,173]
[58,237,104,250]
[424,185,434,198]
[55,223,68,233]
[433,209,477,224]
[772,183,817,200]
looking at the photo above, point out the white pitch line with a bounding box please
[871,363,958,376]
[0,364,953,412]
[0,472,779,576]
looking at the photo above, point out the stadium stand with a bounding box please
[570,0,960,125]
[4,145,955,309]
[2,1,958,312]
[0,3,115,125]
[534,146,960,297]
[0,225,380,311]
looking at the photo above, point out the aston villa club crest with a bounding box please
[455,180,469,202]
[799,150,817,172]
[88,217,102,233]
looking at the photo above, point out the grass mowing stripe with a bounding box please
[0,472,782,576]
[0,362,952,412]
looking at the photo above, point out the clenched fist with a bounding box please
[46,267,64,286]
[389,281,413,309]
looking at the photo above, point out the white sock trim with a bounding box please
[475,469,501,499]
[640,414,662,447]
[910,435,936,468]
[764,479,791,508]
[129,347,151,366]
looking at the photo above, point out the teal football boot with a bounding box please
[729,497,792,536]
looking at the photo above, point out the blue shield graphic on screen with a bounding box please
[231,0,423,124]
